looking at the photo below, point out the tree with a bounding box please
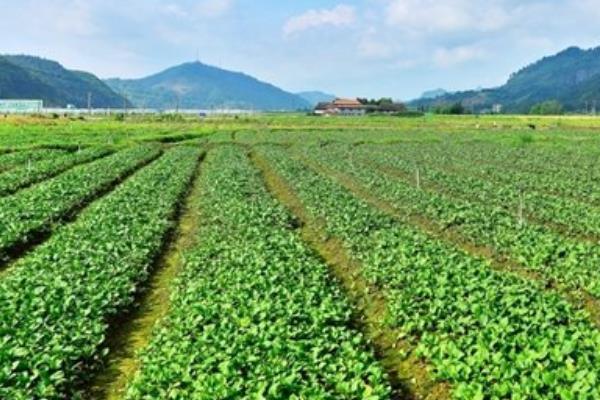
[434,102,466,115]
[529,100,563,115]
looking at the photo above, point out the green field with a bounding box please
[1,113,600,399]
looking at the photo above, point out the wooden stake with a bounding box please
[518,187,525,227]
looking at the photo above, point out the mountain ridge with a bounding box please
[106,61,311,111]
[411,46,600,113]
[0,55,130,108]
[296,91,336,106]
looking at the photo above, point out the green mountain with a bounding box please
[106,61,310,111]
[411,46,600,113]
[296,91,336,106]
[0,55,130,108]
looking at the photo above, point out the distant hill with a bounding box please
[296,91,336,106]
[411,46,600,113]
[106,61,310,111]
[0,55,130,108]
[419,88,448,100]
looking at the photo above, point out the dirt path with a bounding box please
[250,150,450,400]
[84,154,205,400]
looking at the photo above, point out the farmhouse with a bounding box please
[314,98,366,116]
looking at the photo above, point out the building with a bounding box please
[314,98,366,116]
[0,99,43,114]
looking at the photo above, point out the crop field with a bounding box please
[2,113,600,399]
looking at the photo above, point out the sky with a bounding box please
[3,0,600,100]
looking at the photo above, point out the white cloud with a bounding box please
[24,0,99,36]
[195,0,234,18]
[161,0,234,19]
[433,45,487,67]
[385,0,512,35]
[358,37,394,59]
[283,5,356,37]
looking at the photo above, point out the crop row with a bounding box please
[0,145,161,264]
[0,148,69,173]
[301,143,600,298]
[124,145,392,399]
[0,147,111,197]
[0,146,201,398]
[259,145,600,399]
[380,141,600,207]
[355,143,600,238]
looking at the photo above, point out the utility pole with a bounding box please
[87,92,92,115]
[122,91,128,114]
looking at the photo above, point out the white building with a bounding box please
[0,100,43,113]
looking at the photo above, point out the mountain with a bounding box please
[296,91,336,106]
[106,61,311,111]
[0,55,130,108]
[411,46,600,113]
[419,88,448,100]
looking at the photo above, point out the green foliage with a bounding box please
[530,100,564,115]
[262,144,600,399]
[0,147,200,398]
[0,147,110,196]
[320,142,600,296]
[125,146,391,399]
[0,146,159,263]
[2,115,600,398]
[0,149,68,173]
[433,102,466,115]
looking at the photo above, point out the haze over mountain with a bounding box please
[296,91,336,107]
[411,46,600,113]
[419,89,449,100]
[106,62,310,111]
[0,55,129,108]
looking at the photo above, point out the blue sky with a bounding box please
[3,0,600,99]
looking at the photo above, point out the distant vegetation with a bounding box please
[529,100,564,115]
[432,102,467,115]
[358,98,408,114]
[0,55,129,108]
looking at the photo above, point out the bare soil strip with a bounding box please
[250,151,450,400]
[0,152,162,277]
[298,154,600,327]
[84,154,205,400]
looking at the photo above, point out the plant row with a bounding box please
[259,145,600,399]
[0,148,68,173]
[356,143,600,238]
[379,141,600,208]
[0,145,161,264]
[0,146,201,399]
[124,146,392,399]
[0,147,111,197]
[303,143,600,298]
